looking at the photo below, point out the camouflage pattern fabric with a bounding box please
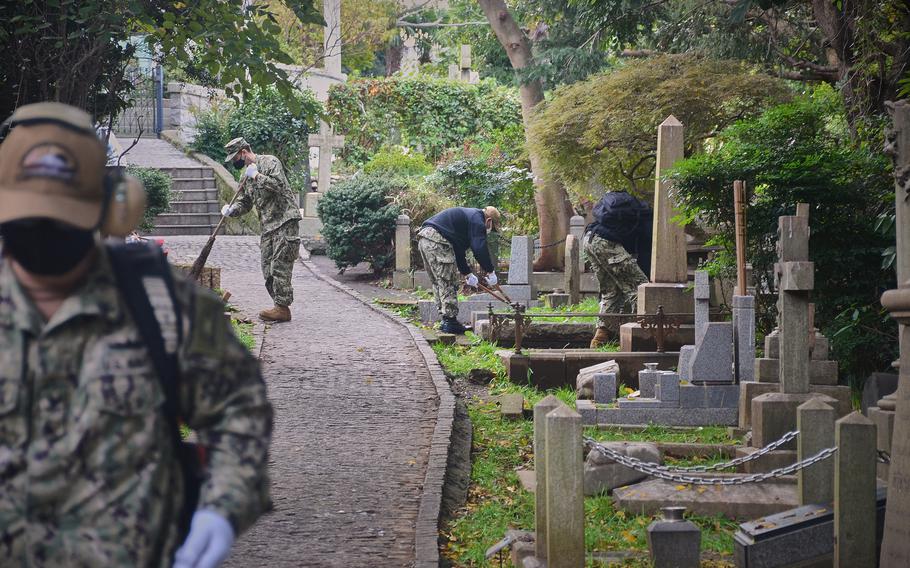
[232,154,302,236]
[0,246,273,567]
[417,226,460,319]
[260,220,300,307]
[583,232,648,327]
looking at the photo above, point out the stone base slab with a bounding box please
[614,477,797,520]
[754,358,838,385]
[751,393,838,448]
[738,382,852,430]
[619,322,694,352]
[596,406,738,427]
[500,350,678,390]
[299,214,323,238]
[636,282,694,314]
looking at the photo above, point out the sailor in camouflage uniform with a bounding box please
[222,137,301,323]
[584,190,652,348]
[0,103,272,568]
[418,206,501,334]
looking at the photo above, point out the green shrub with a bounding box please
[326,76,521,166]
[191,86,322,193]
[671,85,897,384]
[128,166,172,232]
[389,178,455,227]
[317,173,402,273]
[364,146,433,177]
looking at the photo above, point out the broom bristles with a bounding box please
[189,236,216,281]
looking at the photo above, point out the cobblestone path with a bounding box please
[162,236,439,567]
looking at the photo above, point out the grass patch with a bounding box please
[434,336,738,566]
[441,397,738,567]
[231,319,256,352]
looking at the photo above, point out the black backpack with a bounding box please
[107,241,202,542]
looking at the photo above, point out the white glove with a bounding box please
[465,273,479,287]
[485,272,498,286]
[244,163,258,179]
[220,204,235,217]
[174,509,235,568]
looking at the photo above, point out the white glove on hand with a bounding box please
[220,204,235,217]
[465,273,479,287]
[485,272,498,286]
[174,509,235,568]
[244,163,258,179]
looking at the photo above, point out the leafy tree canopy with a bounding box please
[527,54,790,200]
[0,0,322,120]
[326,76,522,165]
[671,85,896,381]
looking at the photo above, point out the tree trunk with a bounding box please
[477,0,573,271]
[385,42,402,76]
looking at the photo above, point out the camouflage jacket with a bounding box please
[0,247,273,567]
[233,154,302,235]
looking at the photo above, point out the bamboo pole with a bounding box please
[733,180,748,296]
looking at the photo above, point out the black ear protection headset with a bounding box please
[0,110,146,237]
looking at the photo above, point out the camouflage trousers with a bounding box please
[417,226,460,319]
[261,220,300,306]
[583,233,648,328]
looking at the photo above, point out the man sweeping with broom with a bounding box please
[221,137,301,322]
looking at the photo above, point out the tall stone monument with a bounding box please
[879,100,910,567]
[637,116,692,314]
[749,210,838,449]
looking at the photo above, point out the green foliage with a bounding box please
[0,1,322,121]
[672,86,898,383]
[127,166,172,232]
[528,53,791,200]
[191,86,322,193]
[317,173,402,273]
[326,76,522,165]
[363,146,433,177]
[389,179,455,228]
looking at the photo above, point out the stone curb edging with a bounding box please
[301,258,454,568]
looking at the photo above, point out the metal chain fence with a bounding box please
[583,434,837,486]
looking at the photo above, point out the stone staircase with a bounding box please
[118,138,221,236]
[152,166,221,236]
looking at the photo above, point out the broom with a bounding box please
[189,177,247,281]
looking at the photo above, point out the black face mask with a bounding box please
[0,219,95,276]
[232,158,245,170]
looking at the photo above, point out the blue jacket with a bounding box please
[422,207,495,275]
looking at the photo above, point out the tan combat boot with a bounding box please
[590,327,610,349]
[259,305,291,322]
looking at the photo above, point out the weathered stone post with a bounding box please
[393,214,414,288]
[834,412,877,568]
[565,234,581,305]
[569,215,585,269]
[797,399,835,505]
[544,404,585,567]
[533,395,563,559]
[777,214,813,394]
[732,295,756,383]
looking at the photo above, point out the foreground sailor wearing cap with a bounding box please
[418,206,501,334]
[221,137,301,323]
[0,103,272,567]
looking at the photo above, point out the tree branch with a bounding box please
[396,20,489,29]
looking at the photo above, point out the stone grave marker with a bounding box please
[543,404,584,567]
[834,412,877,567]
[307,121,346,196]
[533,395,562,559]
[564,234,581,305]
[637,116,691,315]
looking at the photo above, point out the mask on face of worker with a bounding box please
[233,158,245,170]
[0,218,95,276]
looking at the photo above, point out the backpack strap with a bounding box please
[106,241,184,442]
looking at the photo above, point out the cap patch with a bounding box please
[19,143,78,184]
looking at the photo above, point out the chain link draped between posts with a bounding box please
[583,431,837,486]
